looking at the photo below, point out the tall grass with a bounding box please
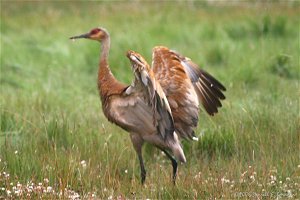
[1,2,299,199]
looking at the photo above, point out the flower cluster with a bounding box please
[0,162,96,199]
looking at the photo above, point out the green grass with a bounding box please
[1,2,300,199]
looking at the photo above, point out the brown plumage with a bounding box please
[70,27,226,184]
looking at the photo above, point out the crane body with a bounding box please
[70,27,226,184]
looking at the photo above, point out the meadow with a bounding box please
[1,1,299,199]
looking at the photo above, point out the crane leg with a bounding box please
[130,134,146,184]
[157,147,178,184]
[138,153,146,184]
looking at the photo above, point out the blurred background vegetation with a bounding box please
[0,1,299,199]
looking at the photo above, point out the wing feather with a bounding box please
[152,46,199,140]
[152,46,226,139]
[123,51,175,140]
[181,58,226,116]
[108,95,157,134]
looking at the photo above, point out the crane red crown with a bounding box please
[90,28,101,35]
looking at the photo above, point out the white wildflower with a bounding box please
[27,186,33,193]
[80,160,87,168]
[270,175,276,181]
[14,189,20,196]
[47,186,52,193]
[68,192,80,199]
[287,190,292,198]
[221,177,230,184]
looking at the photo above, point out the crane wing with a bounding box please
[108,51,175,140]
[152,46,226,140]
[176,53,226,115]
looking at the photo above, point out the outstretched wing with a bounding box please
[107,51,174,140]
[177,54,226,115]
[152,46,226,140]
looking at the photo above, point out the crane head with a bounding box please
[126,50,150,71]
[70,27,109,42]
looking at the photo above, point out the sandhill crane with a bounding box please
[70,27,226,184]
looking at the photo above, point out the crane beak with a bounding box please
[69,33,90,40]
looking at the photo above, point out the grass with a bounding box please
[1,1,300,199]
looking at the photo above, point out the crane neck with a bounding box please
[97,35,125,103]
[100,36,110,65]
